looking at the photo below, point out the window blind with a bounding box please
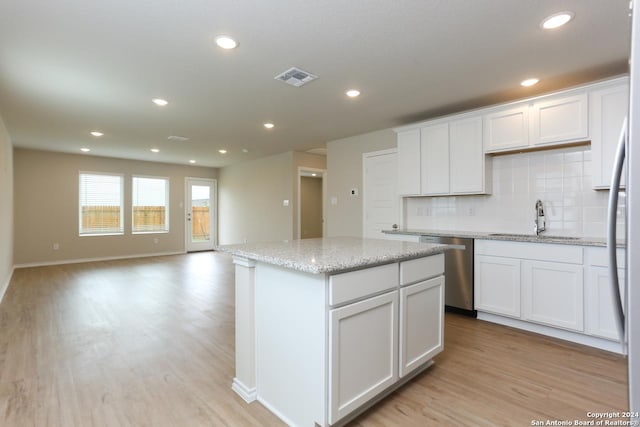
[79,173,124,235]
[132,177,169,233]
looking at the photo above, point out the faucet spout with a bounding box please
[534,200,546,235]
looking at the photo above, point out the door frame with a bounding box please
[297,167,327,239]
[184,177,217,252]
[362,148,399,238]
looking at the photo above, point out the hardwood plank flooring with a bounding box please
[0,252,628,426]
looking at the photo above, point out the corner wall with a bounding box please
[13,148,217,266]
[325,129,396,237]
[0,115,13,300]
[217,151,326,245]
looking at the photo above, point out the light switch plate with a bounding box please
[283,199,289,207]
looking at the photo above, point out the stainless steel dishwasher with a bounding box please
[419,235,476,317]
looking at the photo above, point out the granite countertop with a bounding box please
[382,229,625,248]
[217,236,453,274]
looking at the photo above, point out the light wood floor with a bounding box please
[0,252,627,426]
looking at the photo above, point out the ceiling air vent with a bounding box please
[274,67,318,87]
[167,135,189,142]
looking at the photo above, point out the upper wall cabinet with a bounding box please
[530,93,588,146]
[397,129,421,196]
[589,77,629,189]
[483,90,588,154]
[483,105,529,152]
[397,114,491,197]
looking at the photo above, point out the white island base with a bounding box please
[224,238,447,427]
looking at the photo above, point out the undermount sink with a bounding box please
[488,233,581,241]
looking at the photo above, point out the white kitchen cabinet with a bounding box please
[399,276,444,378]
[530,93,589,146]
[397,129,421,196]
[396,114,490,196]
[483,105,529,152]
[521,260,584,332]
[329,291,398,425]
[450,116,485,194]
[585,247,626,341]
[590,78,629,189]
[475,254,521,318]
[420,122,450,195]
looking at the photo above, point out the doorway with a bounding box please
[298,168,326,239]
[185,178,216,252]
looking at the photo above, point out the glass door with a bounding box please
[185,178,216,252]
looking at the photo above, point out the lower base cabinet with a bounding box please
[399,276,444,377]
[329,291,399,425]
[475,255,521,318]
[522,260,584,332]
[475,240,626,351]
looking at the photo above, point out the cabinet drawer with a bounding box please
[400,254,444,286]
[585,246,626,268]
[329,263,398,306]
[475,240,582,264]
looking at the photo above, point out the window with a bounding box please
[132,176,169,233]
[79,173,124,235]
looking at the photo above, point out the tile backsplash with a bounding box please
[404,145,626,239]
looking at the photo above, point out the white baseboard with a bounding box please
[14,251,187,269]
[231,378,257,403]
[477,312,625,354]
[0,266,15,305]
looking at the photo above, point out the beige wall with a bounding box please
[300,177,323,239]
[325,129,396,237]
[13,148,217,265]
[0,115,13,295]
[218,151,326,245]
[292,152,326,239]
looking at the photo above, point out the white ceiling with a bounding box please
[0,0,632,168]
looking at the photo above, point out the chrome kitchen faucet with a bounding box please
[534,199,546,236]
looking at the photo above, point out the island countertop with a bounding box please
[217,236,452,274]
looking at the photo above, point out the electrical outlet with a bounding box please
[283,199,289,207]
[331,196,338,205]
[53,243,60,250]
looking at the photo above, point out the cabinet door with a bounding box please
[420,123,450,195]
[475,255,521,318]
[530,93,588,146]
[328,291,398,425]
[399,276,444,378]
[590,82,628,189]
[483,105,529,153]
[522,260,584,332]
[449,116,485,194]
[397,129,421,195]
[585,266,625,341]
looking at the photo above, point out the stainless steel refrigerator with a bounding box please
[610,0,640,416]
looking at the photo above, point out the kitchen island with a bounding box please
[218,237,451,427]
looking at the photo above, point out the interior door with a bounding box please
[185,178,216,252]
[363,150,398,238]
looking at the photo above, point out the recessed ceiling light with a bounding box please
[346,89,361,98]
[90,131,103,137]
[242,149,249,153]
[80,148,90,152]
[521,78,540,87]
[264,123,275,129]
[541,11,574,29]
[189,159,196,164]
[151,148,160,153]
[215,35,238,50]
[152,98,168,106]
[219,149,227,154]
